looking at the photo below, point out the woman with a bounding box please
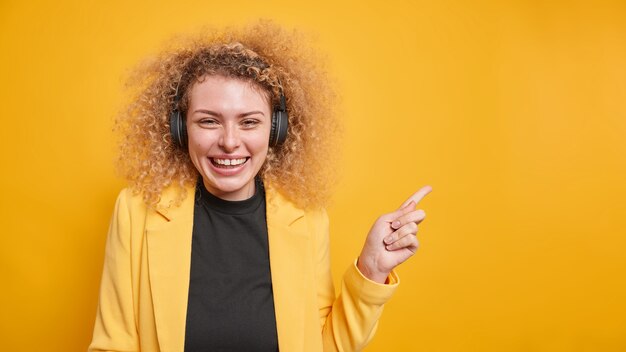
[89,22,431,352]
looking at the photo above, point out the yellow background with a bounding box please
[1,0,625,351]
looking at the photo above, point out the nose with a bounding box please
[218,124,241,152]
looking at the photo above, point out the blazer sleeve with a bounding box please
[313,209,399,351]
[89,189,140,352]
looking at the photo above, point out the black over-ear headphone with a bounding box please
[169,83,289,149]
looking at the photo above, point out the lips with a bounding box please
[210,157,249,168]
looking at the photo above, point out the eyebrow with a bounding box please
[192,109,266,117]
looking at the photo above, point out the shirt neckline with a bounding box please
[195,177,265,215]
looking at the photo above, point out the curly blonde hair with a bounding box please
[116,21,339,209]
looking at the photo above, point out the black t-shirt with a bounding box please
[184,179,278,351]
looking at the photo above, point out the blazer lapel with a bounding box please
[145,185,196,352]
[265,186,309,352]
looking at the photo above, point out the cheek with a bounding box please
[187,141,211,166]
[252,136,270,156]
[187,139,202,155]
[247,127,270,152]
[187,130,214,153]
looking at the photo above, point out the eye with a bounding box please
[199,118,219,128]
[241,119,260,129]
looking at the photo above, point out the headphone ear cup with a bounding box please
[270,109,288,147]
[170,109,188,148]
[269,111,278,146]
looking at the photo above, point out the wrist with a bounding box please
[357,256,390,284]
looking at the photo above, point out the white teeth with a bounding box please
[213,158,247,166]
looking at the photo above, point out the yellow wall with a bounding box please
[1,0,625,350]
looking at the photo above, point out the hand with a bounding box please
[357,185,432,283]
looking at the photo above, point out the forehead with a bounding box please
[187,75,271,109]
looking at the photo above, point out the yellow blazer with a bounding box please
[89,184,398,352]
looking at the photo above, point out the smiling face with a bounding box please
[186,75,272,201]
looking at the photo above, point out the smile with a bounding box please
[210,157,249,168]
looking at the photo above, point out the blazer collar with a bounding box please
[145,182,308,351]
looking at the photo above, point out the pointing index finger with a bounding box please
[399,185,433,209]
